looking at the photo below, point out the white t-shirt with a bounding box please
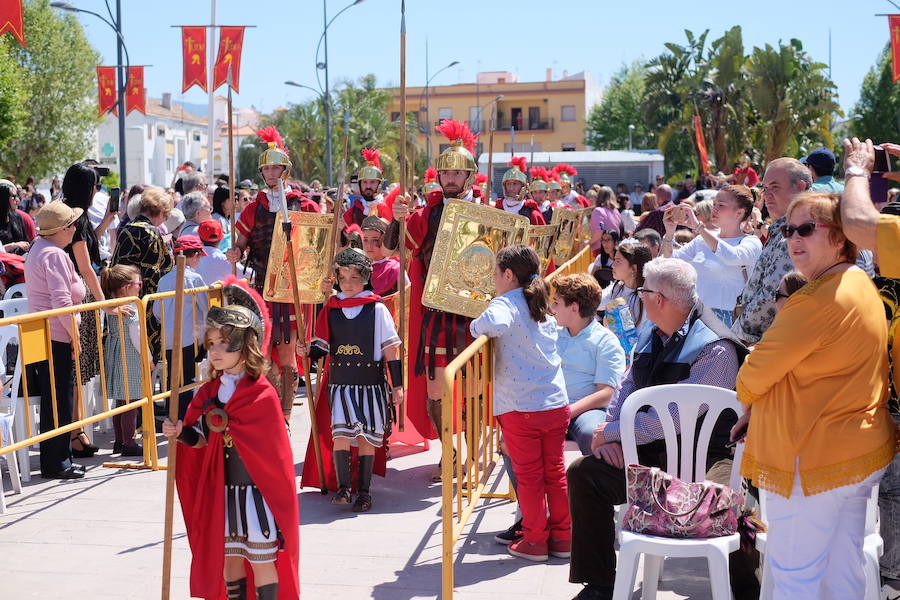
[673,234,763,311]
[601,283,643,327]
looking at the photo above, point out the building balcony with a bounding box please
[422,118,554,134]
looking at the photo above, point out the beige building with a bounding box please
[387,70,601,162]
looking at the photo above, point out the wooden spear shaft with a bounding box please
[487,103,496,203]
[397,0,407,431]
[161,254,187,600]
[227,66,237,276]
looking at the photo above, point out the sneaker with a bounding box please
[494,519,523,545]
[121,444,143,457]
[571,584,613,600]
[884,579,900,600]
[507,538,548,562]
[549,538,571,559]
[331,487,352,505]
[112,441,123,454]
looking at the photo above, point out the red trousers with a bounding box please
[499,404,572,544]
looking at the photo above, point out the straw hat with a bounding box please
[36,202,83,236]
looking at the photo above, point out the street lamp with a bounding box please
[423,59,459,164]
[628,124,635,151]
[313,0,366,187]
[52,1,130,188]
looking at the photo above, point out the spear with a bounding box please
[227,65,236,276]
[161,254,186,600]
[276,177,327,494]
[486,102,497,203]
[397,0,407,431]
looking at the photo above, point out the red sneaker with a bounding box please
[508,539,548,562]
[549,538,571,559]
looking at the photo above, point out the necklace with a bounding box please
[812,260,850,281]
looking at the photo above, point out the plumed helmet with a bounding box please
[502,156,529,185]
[548,167,563,192]
[422,166,441,195]
[334,247,372,284]
[206,276,271,356]
[358,148,384,182]
[256,126,292,179]
[553,164,577,187]
[435,120,477,173]
[529,166,550,192]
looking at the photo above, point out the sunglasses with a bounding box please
[780,222,830,239]
[636,287,665,299]
[774,290,790,301]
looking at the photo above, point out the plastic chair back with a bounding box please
[2,283,26,301]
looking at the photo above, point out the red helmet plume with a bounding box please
[437,119,477,154]
[256,126,286,152]
[424,166,438,183]
[555,164,578,177]
[530,166,549,181]
[361,148,381,170]
[475,173,488,184]
[508,156,528,172]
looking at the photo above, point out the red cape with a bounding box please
[176,376,300,600]
[300,295,390,490]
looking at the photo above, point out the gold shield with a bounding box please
[524,224,560,274]
[423,200,529,318]
[574,207,593,248]
[550,208,579,265]
[263,211,334,304]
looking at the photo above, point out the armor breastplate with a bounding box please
[328,302,383,386]
[248,202,276,289]
[419,202,445,275]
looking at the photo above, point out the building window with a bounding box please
[193,132,201,142]
[146,126,152,140]
[390,111,400,122]
[157,126,166,136]
[166,157,174,171]
[561,105,576,122]
[562,143,576,152]
[438,107,452,121]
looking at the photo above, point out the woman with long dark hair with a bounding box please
[589,229,621,290]
[0,182,32,254]
[211,186,234,244]
[600,239,652,326]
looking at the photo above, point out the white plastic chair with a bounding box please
[0,324,23,512]
[0,297,28,319]
[3,283,26,301]
[613,383,745,600]
[7,325,40,483]
[756,484,882,600]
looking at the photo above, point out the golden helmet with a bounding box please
[502,156,529,185]
[529,166,550,192]
[359,148,384,182]
[256,126,292,178]
[435,120,477,173]
[422,166,441,195]
[554,164,578,187]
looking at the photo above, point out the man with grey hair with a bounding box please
[731,157,811,345]
[179,190,212,238]
[567,257,753,600]
[180,171,207,196]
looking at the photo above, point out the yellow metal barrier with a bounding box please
[0,282,225,477]
[440,244,591,597]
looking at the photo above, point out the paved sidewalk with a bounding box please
[0,384,715,599]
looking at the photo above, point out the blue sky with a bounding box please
[68,0,892,117]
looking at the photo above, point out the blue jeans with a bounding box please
[566,408,607,456]
[712,307,734,328]
[880,413,900,580]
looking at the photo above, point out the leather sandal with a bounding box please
[352,492,372,513]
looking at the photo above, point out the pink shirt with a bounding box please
[590,207,622,250]
[25,236,86,343]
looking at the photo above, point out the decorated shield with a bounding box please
[524,224,560,275]
[263,211,334,304]
[574,207,593,248]
[423,199,529,318]
[550,208,579,265]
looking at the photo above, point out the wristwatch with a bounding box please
[845,165,869,180]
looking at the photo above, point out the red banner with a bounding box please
[181,26,207,93]
[97,66,118,117]
[0,0,25,47]
[693,114,709,176]
[891,16,900,83]
[213,26,245,92]
[125,66,145,115]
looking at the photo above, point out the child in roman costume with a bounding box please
[298,249,403,512]
[163,277,300,600]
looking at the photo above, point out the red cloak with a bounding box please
[300,294,390,491]
[176,376,300,600]
[492,198,547,225]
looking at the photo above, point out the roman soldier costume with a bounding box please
[554,163,590,208]
[361,214,402,296]
[175,277,300,600]
[529,166,555,223]
[385,119,478,442]
[495,156,545,225]
[233,127,318,423]
[344,148,394,227]
[473,172,489,204]
[301,249,402,511]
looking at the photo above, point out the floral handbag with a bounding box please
[622,464,744,539]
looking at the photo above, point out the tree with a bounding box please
[745,39,840,163]
[0,0,100,179]
[0,43,28,155]
[237,144,263,186]
[850,43,900,145]
[584,62,654,151]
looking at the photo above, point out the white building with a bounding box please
[97,93,209,188]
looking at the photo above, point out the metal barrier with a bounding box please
[0,283,224,479]
[440,244,592,597]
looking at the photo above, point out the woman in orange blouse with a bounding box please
[734,192,896,599]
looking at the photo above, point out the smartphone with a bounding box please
[726,422,748,448]
[874,145,892,173]
[871,173,889,205]
[108,187,121,213]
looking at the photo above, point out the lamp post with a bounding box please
[314,0,365,187]
[52,0,130,188]
[423,53,459,164]
[628,124,635,151]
